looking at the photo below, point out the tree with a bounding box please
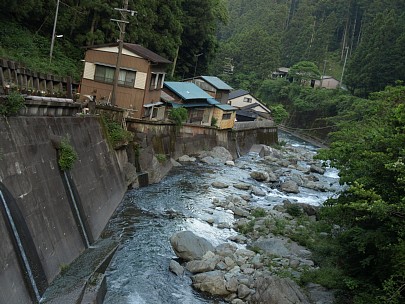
[288,61,321,85]
[345,11,405,96]
[316,84,405,302]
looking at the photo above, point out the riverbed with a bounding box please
[102,132,340,304]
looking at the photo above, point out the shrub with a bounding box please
[211,116,218,127]
[169,107,188,126]
[251,207,266,218]
[102,117,133,148]
[155,154,167,163]
[58,137,78,171]
[0,92,25,116]
[286,204,302,217]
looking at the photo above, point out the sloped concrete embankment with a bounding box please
[0,116,126,303]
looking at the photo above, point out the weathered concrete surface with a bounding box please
[127,119,278,161]
[0,116,126,303]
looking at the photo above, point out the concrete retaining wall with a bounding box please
[0,116,126,303]
[127,119,278,164]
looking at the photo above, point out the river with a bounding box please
[101,132,340,304]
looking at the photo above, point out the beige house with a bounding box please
[228,89,272,121]
[80,42,171,119]
[315,76,340,89]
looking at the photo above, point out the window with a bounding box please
[150,73,157,89]
[118,70,136,87]
[222,112,232,120]
[95,65,114,83]
[157,74,164,89]
[243,97,252,103]
[94,65,136,87]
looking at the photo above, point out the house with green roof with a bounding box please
[162,81,236,129]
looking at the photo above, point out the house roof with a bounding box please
[164,82,213,100]
[199,76,233,91]
[215,104,237,111]
[229,89,249,100]
[169,101,211,108]
[86,42,171,64]
[241,102,272,114]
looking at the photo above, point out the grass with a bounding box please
[0,20,83,81]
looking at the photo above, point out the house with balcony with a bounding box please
[184,76,233,104]
[163,81,236,129]
[80,42,171,119]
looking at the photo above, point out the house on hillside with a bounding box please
[228,89,272,121]
[80,42,171,119]
[314,76,340,89]
[163,81,236,129]
[272,67,290,79]
[184,76,233,104]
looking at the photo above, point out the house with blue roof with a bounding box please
[184,76,233,104]
[162,81,236,129]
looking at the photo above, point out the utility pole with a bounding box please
[320,59,327,88]
[194,53,203,78]
[111,0,134,106]
[339,46,349,88]
[49,0,60,63]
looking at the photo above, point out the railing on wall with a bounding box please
[0,58,78,98]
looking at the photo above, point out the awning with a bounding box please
[143,101,164,108]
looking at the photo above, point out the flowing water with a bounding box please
[102,132,340,304]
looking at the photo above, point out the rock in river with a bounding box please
[170,231,215,261]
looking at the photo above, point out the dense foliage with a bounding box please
[0,0,228,80]
[313,85,405,303]
[0,92,25,116]
[211,0,405,96]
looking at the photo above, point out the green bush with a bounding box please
[102,117,133,148]
[251,207,266,218]
[155,154,167,163]
[169,107,188,126]
[211,116,218,127]
[58,138,77,171]
[286,204,302,217]
[0,92,25,116]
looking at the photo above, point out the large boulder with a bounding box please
[178,155,196,162]
[250,171,269,182]
[310,164,325,175]
[170,231,215,261]
[198,146,233,163]
[280,180,300,194]
[252,275,310,304]
[191,270,230,296]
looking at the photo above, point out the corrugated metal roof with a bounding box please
[207,98,220,105]
[200,76,233,90]
[169,101,211,108]
[229,89,249,100]
[164,82,213,100]
[215,104,237,111]
[123,43,172,64]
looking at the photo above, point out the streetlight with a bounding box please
[194,53,203,77]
